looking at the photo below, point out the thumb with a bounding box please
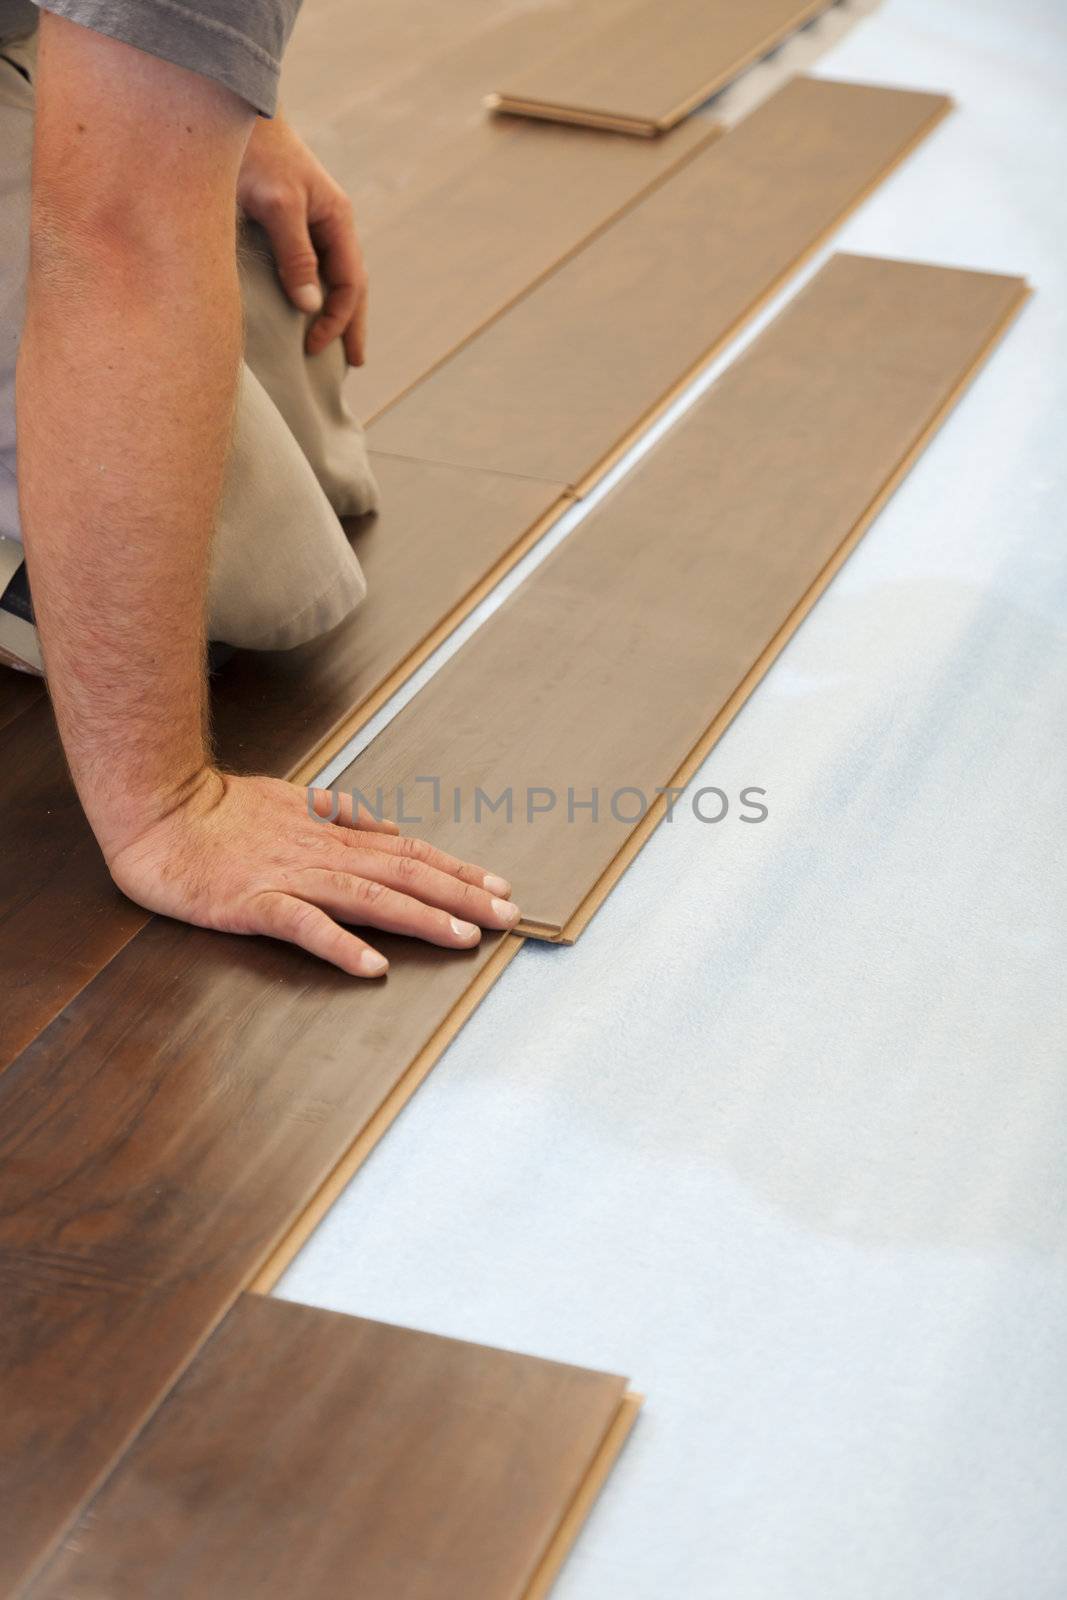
[264,203,324,316]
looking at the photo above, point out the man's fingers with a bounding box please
[305,203,366,363]
[343,280,367,368]
[308,787,398,834]
[254,891,388,978]
[311,853,520,929]
[289,870,485,949]
[333,826,513,898]
[256,190,324,316]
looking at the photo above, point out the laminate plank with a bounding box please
[0,696,148,1071]
[368,77,953,490]
[335,255,1030,942]
[0,666,43,734]
[28,1294,634,1600]
[212,455,568,781]
[0,922,522,1592]
[490,0,828,136]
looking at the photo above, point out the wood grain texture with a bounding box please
[0,923,522,1593]
[0,696,148,1072]
[28,1294,631,1600]
[0,667,43,734]
[490,0,828,135]
[368,77,952,490]
[336,255,1030,941]
[212,454,568,781]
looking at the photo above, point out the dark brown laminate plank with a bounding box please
[368,77,952,490]
[28,1295,632,1600]
[0,923,522,1592]
[0,696,148,1071]
[334,255,1030,941]
[0,667,43,734]
[490,0,828,135]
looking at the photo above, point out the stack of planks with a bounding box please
[0,0,1030,1593]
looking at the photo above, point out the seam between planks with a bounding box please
[363,125,722,426]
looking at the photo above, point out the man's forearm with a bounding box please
[18,225,242,854]
[16,15,254,860]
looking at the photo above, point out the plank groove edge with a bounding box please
[523,1391,644,1600]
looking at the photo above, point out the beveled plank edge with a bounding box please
[484,95,663,138]
[289,491,574,785]
[487,0,835,136]
[362,125,723,427]
[248,932,526,1291]
[523,1391,644,1600]
[534,274,1033,946]
[568,91,956,496]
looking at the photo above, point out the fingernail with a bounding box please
[450,917,479,942]
[293,283,323,314]
[483,873,511,896]
[359,950,389,977]
[491,898,521,926]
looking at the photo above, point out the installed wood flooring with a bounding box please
[0,924,522,1591]
[27,1295,636,1600]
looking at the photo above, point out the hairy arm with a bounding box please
[18,15,250,853]
[16,16,518,976]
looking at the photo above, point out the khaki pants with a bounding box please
[0,31,377,673]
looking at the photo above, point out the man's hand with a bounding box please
[106,771,521,979]
[237,112,368,365]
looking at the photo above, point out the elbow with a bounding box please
[28,184,182,301]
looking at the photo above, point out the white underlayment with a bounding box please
[280,3,1067,1595]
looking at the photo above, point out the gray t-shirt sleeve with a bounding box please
[28,0,303,114]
